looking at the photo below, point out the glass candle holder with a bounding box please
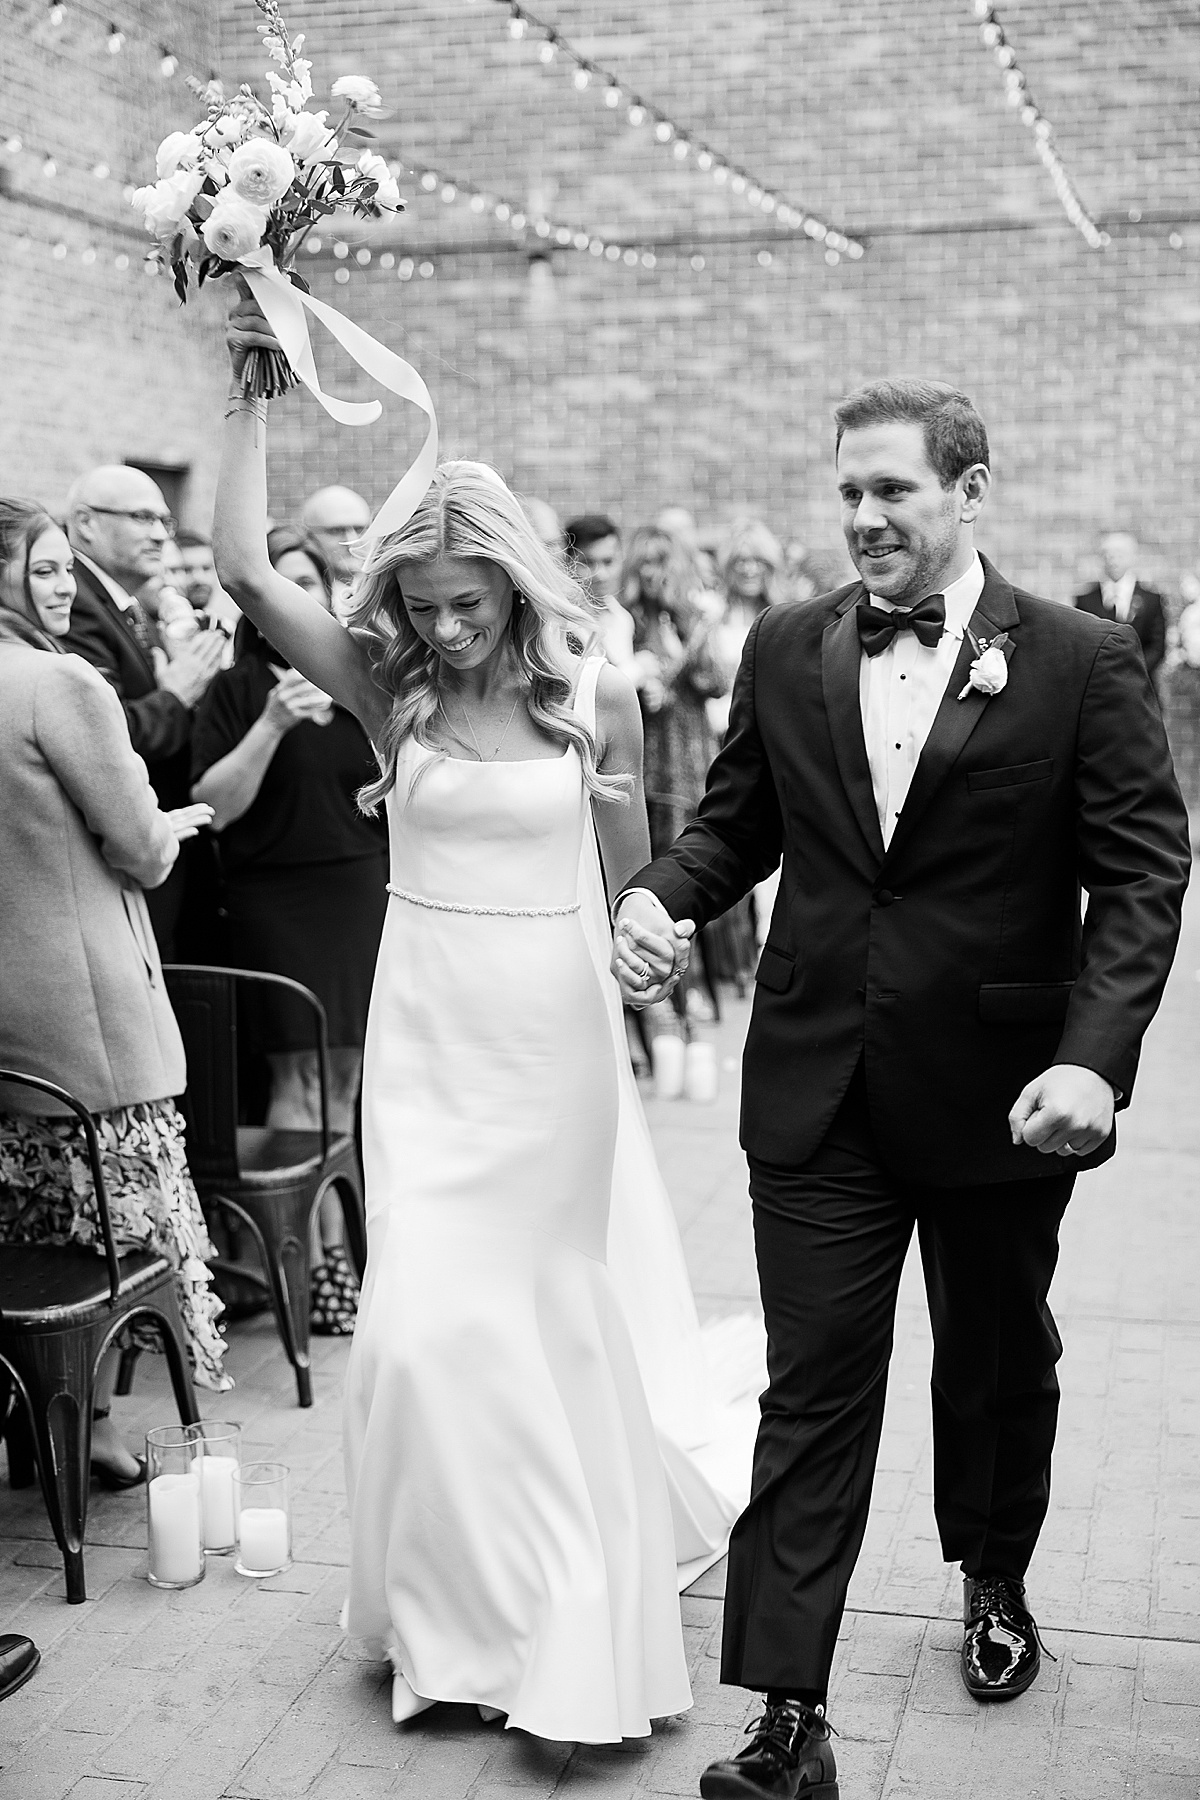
[145,1425,205,1589]
[234,1462,291,1578]
[194,1420,242,1554]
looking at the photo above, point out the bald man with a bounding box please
[301,484,372,615]
[64,466,224,953]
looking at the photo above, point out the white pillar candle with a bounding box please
[238,1506,290,1573]
[148,1472,203,1585]
[651,1033,686,1099]
[201,1455,239,1550]
[684,1040,719,1104]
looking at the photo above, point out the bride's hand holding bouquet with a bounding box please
[130,0,402,399]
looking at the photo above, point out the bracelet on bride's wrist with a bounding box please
[224,396,268,422]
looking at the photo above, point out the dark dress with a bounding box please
[191,652,388,1050]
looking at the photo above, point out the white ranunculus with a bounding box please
[131,168,205,238]
[970,645,1009,695]
[226,138,295,207]
[357,149,401,211]
[206,113,246,148]
[331,74,382,111]
[155,130,203,179]
[282,108,336,163]
[201,191,270,261]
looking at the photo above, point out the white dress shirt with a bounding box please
[859,554,985,849]
[1101,570,1136,622]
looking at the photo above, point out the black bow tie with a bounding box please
[856,593,946,657]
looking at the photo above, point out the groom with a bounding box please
[613,379,1190,1800]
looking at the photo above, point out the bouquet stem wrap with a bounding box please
[238,246,439,550]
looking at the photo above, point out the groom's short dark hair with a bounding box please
[834,379,989,489]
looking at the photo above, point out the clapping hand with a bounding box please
[264,666,335,730]
[611,891,695,1008]
[159,630,225,708]
[166,803,214,842]
[1008,1063,1115,1157]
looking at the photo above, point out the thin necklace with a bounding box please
[446,691,521,762]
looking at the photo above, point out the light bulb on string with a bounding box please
[495,201,510,220]
[689,254,705,272]
[114,252,129,270]
[441,183,457,202]
[335,266,349,283]
[654,120,673,143]
[52,241,67,259]
[604,84,621,107]
[3,136,22,154]
[539,38,556,63]
[573,67,590,90]
[641,251,656,268]
[42,155,57,177]
[510,211,526,229]
[730,174,746,194]
[420,171,438,191]
[535,218,551,237]
[627,104,646,127]
[81,246,96,264]
[48,1,66,23]
[356,247,371,264]
[673,140,689,161]
[555,226,572,245]
[306,235,322,253]
[380,252,395,269]
[398,258,414,280]
[160,48,178,78]
[696,151,713,171]
[418,261,434,278]
[508,9,527,40]
[623,248,638,265]
[469,193,486,211]
[107,23,124,53]
[92,161,109,179]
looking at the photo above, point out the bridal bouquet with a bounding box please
[130,0,403,398]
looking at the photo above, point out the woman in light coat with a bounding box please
[0,498,228,1488]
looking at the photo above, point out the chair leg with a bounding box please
[114,1345,143,1396]
[332,1169,368,1286]
[124,1293,200,1428]
[211,1195,314,1407]
[12,1342,95,1604]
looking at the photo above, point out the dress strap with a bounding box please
[572,655,604,735]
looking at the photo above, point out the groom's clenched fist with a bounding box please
[1009,1063,1116,1157]
[611,891,695,1009]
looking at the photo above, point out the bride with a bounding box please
[214,297,759,1744]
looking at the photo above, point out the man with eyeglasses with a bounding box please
[64,465,225,955]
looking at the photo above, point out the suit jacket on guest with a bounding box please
[62,558,192,800]
[1074,580,1166,677]
[0,625,185,1116]
[630,557,1190,1184]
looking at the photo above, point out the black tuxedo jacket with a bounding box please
[63,560,192,803]
[632,558,1190,1184]
[1074,581,1166,677]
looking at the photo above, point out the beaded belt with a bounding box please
[386,882,580,918]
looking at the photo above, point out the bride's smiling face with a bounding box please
[399,555,516,671]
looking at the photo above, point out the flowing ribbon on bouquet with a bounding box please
[238,246,439,549]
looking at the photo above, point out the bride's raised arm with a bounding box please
[213,294,389,740]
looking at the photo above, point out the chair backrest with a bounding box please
[0,1070,122,1305]
[163,965,331,1178]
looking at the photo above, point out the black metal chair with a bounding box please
[0,1071,199,1605]
[160,965,367,1409]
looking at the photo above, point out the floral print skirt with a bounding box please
[0,1099,230,1392]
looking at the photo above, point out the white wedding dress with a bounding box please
[343,661,762,1743]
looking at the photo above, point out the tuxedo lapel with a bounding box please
[820,592,886,867]
[882,558,1020,868]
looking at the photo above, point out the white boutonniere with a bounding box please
[958,629,1011,701]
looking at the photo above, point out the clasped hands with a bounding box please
[611,892,695,1008]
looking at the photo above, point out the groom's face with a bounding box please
[837,421,963,604]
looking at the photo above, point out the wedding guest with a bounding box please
[191,527,387,1333]
[1161,593,1200,850]
[1074,530,1166,678]
[564,512,635,674]
[176,527,242,640]
[63,466,225,957]
[622,527,728,858]
[0,497,228,1487]
[522,495,563,556]
[711,519,785,732]
[301,484,372,615]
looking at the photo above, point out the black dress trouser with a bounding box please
[721,1061,1074,1693]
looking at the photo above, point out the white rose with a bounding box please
[131,169,205,238]
[155,130,203,179]
[357,149,401,211]
[970,645,1008,696]
[281,109,336,163]
[201,191,270,261]
[331,74,382,111]
[206,113,246,148]
[226,138,295,207]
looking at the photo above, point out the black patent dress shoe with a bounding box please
[961,1574,1046,1700]
[699,1699,839,1798]
[0,1636,39,1702]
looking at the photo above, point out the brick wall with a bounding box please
[3,0,1197,600]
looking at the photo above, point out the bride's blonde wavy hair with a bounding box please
[347,459,627,811]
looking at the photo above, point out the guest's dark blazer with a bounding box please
[63,559,192,787]
[1074,580,1166,678]
[631,557,1190,1185]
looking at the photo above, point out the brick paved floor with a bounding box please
[3,897,1198,1799]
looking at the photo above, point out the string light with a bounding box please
[971,2,1107,249]
[106,23,124,53]
[159,46,178,78]
[47,1,66,23]
[491,0,862,258]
